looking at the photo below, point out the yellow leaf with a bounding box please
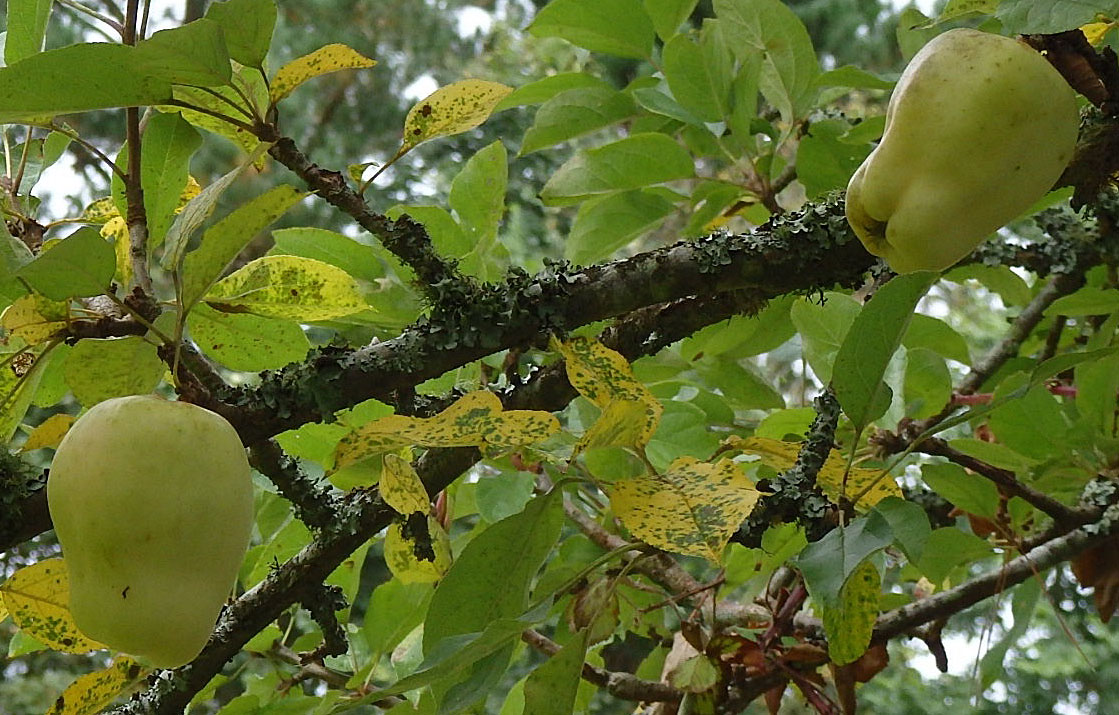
[101,215,132,287]
[0,599,8,622]
[732,436,901,509]
[270,44,376,103]
[1081,21,1115,46]
[820,560,880,666]
[21,413,76,452]
[400,79,512,151]
[332,391,560,472]
[380,453,431,514]
[0,559,104,653]
[554,336,663,450]
[46,656,149,715]
[384,518,452,584]
[203,254,367,321]
[610,457,761,562]
[2,294,69,344]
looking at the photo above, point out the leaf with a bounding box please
[5,0,53,64]
[832,272,938,432]
[269,227,387,283]
[363,579,432,657]
[45,657,148,715]
[565,190,675,265]
[332,391,560,471]
[141,113,203,247]
[920,462,999,520]
[17,228,115,300]
[788,293,860,384]
[186,302,310,371]
[21,412,75,452]
[995,0,1103,34]
[668,653,720,693]
[385,518,453,585]
[798,511,893,608]
[63,337,164,408]
[161,156,254,271]
[610,457,761,562]
[520,86,637,155]
[204,0,276,67]
[0,559,104,653]
[662,27,733,123]
[380,453,431,515]
[0,347,45,442]
[448,140,509,280]
[872,497,931,564]
[540,133,695,205]
[819,560,880,666]
[420,494,562,711]
[644,0,700,40]
[1072,537,1119,622]
[204,254,368,321]
[917,528,993,583]
[1,294,68,344]
[270,43,376,103]
[495,72,612,110]
[135,19,232,87]
[528,0,655,59]
[714,0,820,123]
[180,184,306,309]
[522,630,590,715]
[400,79,513,152]
[0,43,172,124]
[733,436,901,509]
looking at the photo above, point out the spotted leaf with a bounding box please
[385,518,453,584]
[21,413,75,452]
[0,559,104,653]
[380,453,431,515]
[2,293,68,344]
[401,79,512,151]
[203,254,368,321]
[270,43,376,103]
[46,656,148,715]
[819,559,880,666]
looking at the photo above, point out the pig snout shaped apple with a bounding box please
[845,28,1079,273]
[47,395,253,668]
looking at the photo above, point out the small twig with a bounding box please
[521,629,681,703]
[915,437,1082,525]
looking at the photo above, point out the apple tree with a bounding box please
[2,0,1119,713]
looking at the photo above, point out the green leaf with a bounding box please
[903,347,951,419]
[662,25,733,123]
[798,510,893,607]
[135,19,232,87]
[180,184,305,309]
[63,337,164,407]
[204,0,277,67]
[815,65,895,91]
[528,0,656,60]
[944,263,1032,307]
[986,378,1069,461]
[421,494,562,711]
[495,73,612,111]
[362,579,432,658]
[796,119,872,198]
[522,630,590,715]
[449,141,509,281]
[540,133,695,205]
[5,0,52,64]
[921,462,999,520]
[832,272,937,431]
[186,302,310,371]
[270,227,385,284]
[1047,287,1119,316]
[995,0,1103,34]
[204,254,368,321]
[18,228,115,300]
[161,155,253,270]
[789,292,860,384]
[873,497,931,564]
[714,0,819,123]
[0,43,172,124]
[903,314,971,364]
[917,528,993,583]
[565,190,675,265]
[644,0,700,40]
[819,560,879,666]
[520,87,637,155]
[476,472,536,524]
[979,578,1040,687]
[141,112,202,247]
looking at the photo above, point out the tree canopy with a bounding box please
[2,0,1119,714]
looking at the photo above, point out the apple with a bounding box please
[845,28,1079,273]
[47,394,253,668]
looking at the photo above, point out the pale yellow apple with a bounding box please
[845,28,1079,273]
[47,395,253,668]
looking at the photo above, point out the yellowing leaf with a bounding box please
[554,336,663,449]
[1081,21,1115,46]
[0,559,104,653]
[46,656,149,715]
[820,560,880,666]
[610,457,760,562]
[385,518,452,584]
[203,255,368,321]
[333,391,559,472]
[401,79,512,151]
[2,294,69,344]
[270,43,376,103]
[80,197,119,225]
[380,453,431,514]
[0,599,8,622]
[732,436,900,509]
[21,413,75,452]
[101,215,132,287]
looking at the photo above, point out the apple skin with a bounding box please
[47,395,253,668]
[845,28,1079,273]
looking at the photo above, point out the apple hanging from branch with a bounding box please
[845,28,1080,273]
[47,395,254,668]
